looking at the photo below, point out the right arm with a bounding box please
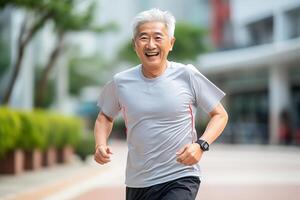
[94,112,114,165]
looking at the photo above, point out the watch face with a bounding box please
[201,141,209,151]
[203,143,209,149]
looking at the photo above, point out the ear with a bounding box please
[169,37,176,51]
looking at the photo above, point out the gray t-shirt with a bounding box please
[97,61,225,187]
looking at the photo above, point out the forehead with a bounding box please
[137,21,168,36]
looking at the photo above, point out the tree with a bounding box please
[67,51,117,96]
[0,0,60,104]
[0,0,115,105]
[35,1,116,107]
[118,22,208,64]
[169,22,208,61]
[0,39,10,79]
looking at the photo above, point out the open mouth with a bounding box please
[145,52,159,57]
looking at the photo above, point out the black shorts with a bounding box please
[126,176,200,200]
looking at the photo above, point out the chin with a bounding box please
[143,61,162,68]
[144,57,164,64]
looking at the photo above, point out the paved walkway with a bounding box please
[1,140,300,200]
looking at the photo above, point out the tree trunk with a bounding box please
[36,32,65,108]
[2,13,51,105]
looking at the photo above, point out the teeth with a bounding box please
[145,52,159,56]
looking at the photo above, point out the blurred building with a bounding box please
[198,0,300,145]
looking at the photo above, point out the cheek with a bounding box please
[161,45,172,53]
[136,50,145,58]
[135,45,145,54]
[134,45,142,53]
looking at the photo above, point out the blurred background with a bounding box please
[0,0,300,200]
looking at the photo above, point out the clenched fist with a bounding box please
[94,145,113,165]
[176,143,203,166]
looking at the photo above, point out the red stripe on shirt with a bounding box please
[122,106,128,135]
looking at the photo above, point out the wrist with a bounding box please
[95,144,105,150]
[195,139,209,152]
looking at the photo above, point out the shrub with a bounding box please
[16,111,46,151]
[75,132,95,161]
[0,107,83,155]
[0,107,21,158]
[47,114,82,149]
[63,117,82,148]
[32,110,50,151]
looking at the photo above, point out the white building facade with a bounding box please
[198,0,300,144]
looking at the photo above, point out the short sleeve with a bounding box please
[187,64,225,113]
[97,80,120,118]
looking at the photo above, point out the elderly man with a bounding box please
[94,8,228,200]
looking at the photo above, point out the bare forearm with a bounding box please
[94,112,114,147]
[200,104,228,144]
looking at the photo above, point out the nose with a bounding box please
[146,38,156,49]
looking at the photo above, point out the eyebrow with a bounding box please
[137,32,148,37]
[137,32,164,37]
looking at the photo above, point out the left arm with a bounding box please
[198,103,228,144]
[176,103,228,165]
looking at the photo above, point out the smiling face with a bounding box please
[133,21,175,70]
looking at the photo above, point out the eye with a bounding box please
[140,36,148,41]
[155,36,162,40]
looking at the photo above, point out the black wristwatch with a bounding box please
[196,139,209,151]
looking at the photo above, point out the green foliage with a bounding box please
[63,116,82,148]
[0,0,43,9]
[75,132,95,161]
[118,22,208,64]
[118,40,140,65]
[45,114,66,149]
[52,1,95,33]
[0,0,113,34]
[17,111,46,151]
[68,57,99,95]
[32,110,50,150]
[0,107,21,158]
[47,113,82,149]
[169,22,208,61]
[0,107,83,157]
[68,53,115,95]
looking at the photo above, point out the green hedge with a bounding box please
[0,107,83,157]
[47,114,82,149]
[17,111,47,151]
[0,107,21,158]
[75,132,95,161]
[33,110,50,150]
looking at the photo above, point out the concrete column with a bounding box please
[55,55,69,113]
[269,66,291,144]
[274,5,289,43]
[269,3,292,144]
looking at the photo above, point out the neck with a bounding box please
[142,62,168,78]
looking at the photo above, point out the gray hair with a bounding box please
[132,8,176,39]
